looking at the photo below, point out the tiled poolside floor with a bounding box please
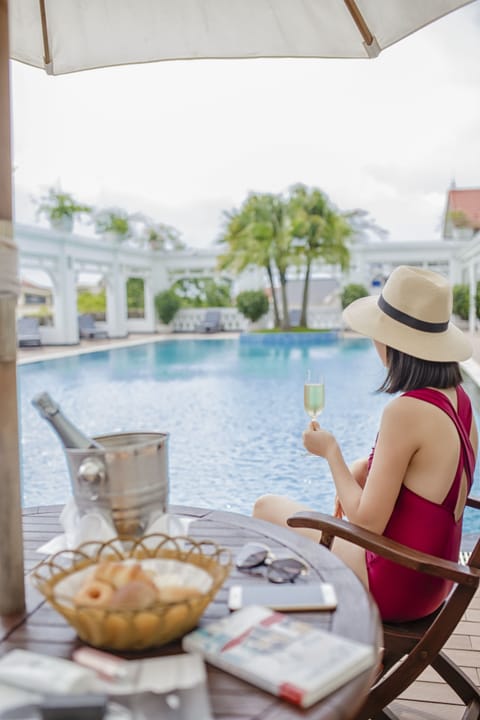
[386,587,480,718]
[16,329,480,718]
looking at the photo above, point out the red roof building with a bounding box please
[443,186,480,239]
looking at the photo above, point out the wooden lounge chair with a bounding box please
[17,316,42,346]
[288,499,480,720]
[196,310,223,333]
[78,313,108,339]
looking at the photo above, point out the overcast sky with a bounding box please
[11,1,480,249]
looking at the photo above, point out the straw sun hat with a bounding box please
[342,265,472,362]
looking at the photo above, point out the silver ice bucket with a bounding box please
[64,431,169,538]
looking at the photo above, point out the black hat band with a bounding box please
[378,294,449,334]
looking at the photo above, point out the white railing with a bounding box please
[261,307,342,329]
[307,307,342,329]
[171,308,248,333]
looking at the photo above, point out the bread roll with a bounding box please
[93,561,145,589]
[74,580,113,608]
[109,580,158,610]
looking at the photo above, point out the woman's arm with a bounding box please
[333,457,368,518]
[350,457,369,487]
[303,397,418,534]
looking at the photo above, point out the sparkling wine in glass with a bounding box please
[304,370,325,422]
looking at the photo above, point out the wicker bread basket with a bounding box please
[31,533,231,651]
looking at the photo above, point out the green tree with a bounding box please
[219,192,293,329]
[451,283,480,321]
[171,277,231,307]
[236,290,269,323]
[173,278,204,307]
[77,289,106,314]
[155,289,181,324]
[343,208,388,243]
[340,283,369,309]
[288,184,351,327]
[127,277,145,316]
[204,278,232,307]
[453,284,469,321]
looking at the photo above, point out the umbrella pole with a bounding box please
[0,0,26,615]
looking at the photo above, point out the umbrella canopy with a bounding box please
[0,0,477,614]
[9,0,475,75]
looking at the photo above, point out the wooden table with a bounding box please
[1,504,382,720]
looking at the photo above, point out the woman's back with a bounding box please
[396,387,477,514]
[366,385,476,621]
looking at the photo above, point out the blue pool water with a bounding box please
[18,336,480,533]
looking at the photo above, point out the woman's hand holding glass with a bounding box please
[303,370,344,516]
[303,423,336,458]
[303,370,331,454]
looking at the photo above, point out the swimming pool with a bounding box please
[18,336,480,533]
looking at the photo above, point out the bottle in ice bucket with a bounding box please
[32,392,169,539]
[31,392,102,449]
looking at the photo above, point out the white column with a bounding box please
[51,246,79,344]
[449,257,460,286]
[106,251,128,338]
[469,262,476,335]
[143,275,156,332]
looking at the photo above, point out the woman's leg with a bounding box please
[253,494,322,542]
[253,493,369,587]
[331,537,369,588]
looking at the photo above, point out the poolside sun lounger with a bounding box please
[78,314,108,339]
[17,317,42,346]
[196,310,223,333]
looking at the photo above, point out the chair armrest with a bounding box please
[287,511,480,587]
[466,495,480,510]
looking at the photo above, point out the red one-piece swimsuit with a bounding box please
[366,386,476,622]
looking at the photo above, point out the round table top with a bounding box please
[10,503,381,720]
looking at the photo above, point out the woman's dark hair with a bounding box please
[378,346,462,394]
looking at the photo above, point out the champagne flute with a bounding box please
[304,370,325,424]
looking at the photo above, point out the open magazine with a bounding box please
[182,604,377,708]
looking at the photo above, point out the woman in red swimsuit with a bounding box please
[254,265,478,621]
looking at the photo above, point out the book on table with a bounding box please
[182,604,377,709]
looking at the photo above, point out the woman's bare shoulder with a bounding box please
[382,393,422,418]
[379,394,438,441]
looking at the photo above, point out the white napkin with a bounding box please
[0,650,210,720]
[36,498,192,555]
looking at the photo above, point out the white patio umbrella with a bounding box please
[0,0,476,614]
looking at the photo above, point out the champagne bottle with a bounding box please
[31,392,103,449]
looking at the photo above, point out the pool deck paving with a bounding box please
[15,329,480,718]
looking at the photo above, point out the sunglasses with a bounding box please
[235,542,307,583]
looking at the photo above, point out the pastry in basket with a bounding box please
[73,560,203,611]
[93,561,156,590]
[33,536,231,650]
[74,561,157,610]
[73,579,114,608]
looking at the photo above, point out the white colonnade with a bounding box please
[16,223,240,344]
[16,222,480,344]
